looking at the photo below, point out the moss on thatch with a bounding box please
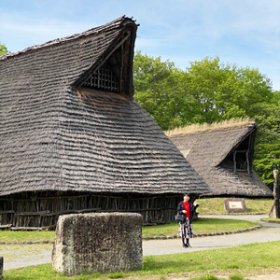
[166,118,255,137]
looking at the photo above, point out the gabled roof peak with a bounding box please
[0,16,137,61]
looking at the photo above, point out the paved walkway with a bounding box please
[2,215,280,270]
[143,217,280,255]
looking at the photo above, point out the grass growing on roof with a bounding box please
[165,118,254,136]
[4,241,280,279]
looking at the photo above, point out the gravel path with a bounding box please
[2,215,280,271]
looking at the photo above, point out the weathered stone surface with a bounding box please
[52,212,143,276]
[0,256,3,280]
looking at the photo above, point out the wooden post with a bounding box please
[273,168,280,218]
[0,256,3,280]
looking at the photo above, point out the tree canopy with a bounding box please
[134,53,273,128]
[254,92,280,185]
[185,57,272,123]
[134,52,198,130]
[134,52,279,187]
[0,43,8,56]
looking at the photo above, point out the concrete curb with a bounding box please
[260,219,280,224]
[218,212,265,216]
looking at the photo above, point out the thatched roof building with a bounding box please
[0,16,208,228]
[167,120,272,197]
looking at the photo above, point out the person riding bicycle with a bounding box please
[177,194,194,247]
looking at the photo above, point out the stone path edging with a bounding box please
[260,219,280,224]
[224,212,265,216]
[143,224,262,240]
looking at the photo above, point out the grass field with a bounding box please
[0,198,271,243]
[0,218,256,243]
[0,231,55,243]
[1,198,275,279]
[196,198,273,215]
[4,241,280,280]
[142,218,256,238]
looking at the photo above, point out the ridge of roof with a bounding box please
[166,118,255,137]
[0,16,137,61]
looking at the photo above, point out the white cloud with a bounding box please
[1,0,280,90]
[0,12,96,51]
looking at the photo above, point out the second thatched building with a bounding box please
[168,120,272,198]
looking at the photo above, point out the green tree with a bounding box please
[133,53,277,186]
[182,57,276,186]
[134,52,198,130]
[0,43,8,56]
[185,57,272,123]
[254,91,280,186]
[134,55,273,128]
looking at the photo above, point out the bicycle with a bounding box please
[179,218,193,247]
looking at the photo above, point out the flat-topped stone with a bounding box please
[52,212,143,276]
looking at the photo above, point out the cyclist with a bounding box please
[177,194,194,247]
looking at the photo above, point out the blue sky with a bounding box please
[1,0,280,90]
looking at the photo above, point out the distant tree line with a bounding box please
[134,52,280,187]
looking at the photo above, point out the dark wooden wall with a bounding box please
[0,192,182,229]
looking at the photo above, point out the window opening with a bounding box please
[233,150,250,174]
[83,61,120,92]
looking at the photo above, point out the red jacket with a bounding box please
[177,200,193,221]
[182,201,191,218]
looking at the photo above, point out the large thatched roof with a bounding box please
[0,16,208,197]
[167,120,272,197]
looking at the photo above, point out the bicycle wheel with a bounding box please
[181,223,189,247]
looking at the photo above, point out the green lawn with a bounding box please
[0,198,271,243]
[0,218,257,243]
[142,218,257,238]
[0,230,55,243]
[0,198,273,280]
[4,241,280,280]
[197,198,273,215]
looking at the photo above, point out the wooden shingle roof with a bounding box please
[168,120,272,197]
[0,16,209,196]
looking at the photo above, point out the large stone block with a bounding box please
[52,212,143,276]
[0,256,3,280]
